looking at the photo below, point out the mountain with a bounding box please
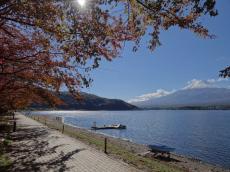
[131,88,230,109]
[31,92,137,110]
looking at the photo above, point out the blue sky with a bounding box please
[83,1,230,101]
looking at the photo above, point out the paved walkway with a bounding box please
[9,114,139,172]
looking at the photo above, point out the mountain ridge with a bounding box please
[131,88,230,109]
[31,92,137,110]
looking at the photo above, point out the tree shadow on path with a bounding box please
[6,126,85,172]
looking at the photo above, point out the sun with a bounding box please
[77,0,86,7]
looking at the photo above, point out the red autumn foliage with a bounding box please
[0,0,218,112]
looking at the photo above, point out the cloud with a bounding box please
[217,78,229,82]
[183,78,229,90]
[183,79,214,89]
[128,78,229,103]
[128,89,174,103]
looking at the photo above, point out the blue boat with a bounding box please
[148,145,175,153]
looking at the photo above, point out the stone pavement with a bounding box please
[8,113,140,172]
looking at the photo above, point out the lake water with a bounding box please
[30,110,230,168]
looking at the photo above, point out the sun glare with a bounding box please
[77,0,86,7]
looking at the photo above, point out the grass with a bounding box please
[32,115,184,172]
[64,128,181,172]
[0,137,12,171]
[0,154,11,169]
[0,116,12,171]
[0,139,11,171]
[3,138,12,147]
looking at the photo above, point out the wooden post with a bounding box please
[92,122,96,131]
[62,124,64,133]
[104,138,107,154]
[45,119,46,125]
[13,121,16,132]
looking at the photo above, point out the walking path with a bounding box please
[9,113,140,172]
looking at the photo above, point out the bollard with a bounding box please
[104,138,107,154]
[62,124,64,133]
[13,121,16,132]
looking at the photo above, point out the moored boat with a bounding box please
[91,124,126,130]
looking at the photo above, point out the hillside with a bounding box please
[31,92,137,110]
[131,88,230,109]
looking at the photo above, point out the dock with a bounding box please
[91,124,126,130]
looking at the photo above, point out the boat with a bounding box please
[147,144,175,158]
[91,124,127,130]
[148,145,175,153]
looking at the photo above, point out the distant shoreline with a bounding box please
[24,107,230,112]
[142,107,230,110]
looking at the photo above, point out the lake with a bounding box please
[30,110,230,168]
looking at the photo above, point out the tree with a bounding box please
[220,66,230,78]
[0,0,218,113]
